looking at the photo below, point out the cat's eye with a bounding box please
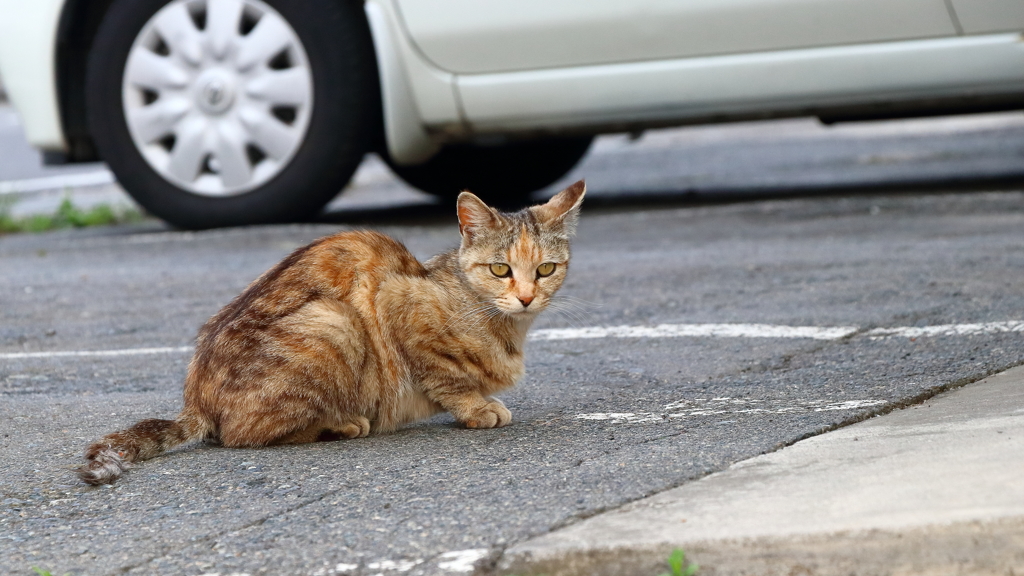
[490,263,512,278]
[537,262,556,277]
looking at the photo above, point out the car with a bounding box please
[0,0,1022,229]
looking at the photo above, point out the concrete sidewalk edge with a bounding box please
[490,365,1024,575]
[497,516,1024,576]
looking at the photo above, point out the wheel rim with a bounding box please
[122,0,313,197]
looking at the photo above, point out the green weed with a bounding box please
[0,195,144,235]
[31,567,70,576]
[659,548,698,576]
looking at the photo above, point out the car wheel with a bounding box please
[86,0,379,229]
[384,136,593,208]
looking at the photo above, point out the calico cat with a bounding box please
[77,181,585,485]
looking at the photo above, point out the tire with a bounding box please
[86,0,380,229]
[384,136,593,208]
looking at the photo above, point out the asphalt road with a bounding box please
[2,113,1024,576]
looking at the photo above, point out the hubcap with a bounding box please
[195,69,236,114]
[122,0,313,197]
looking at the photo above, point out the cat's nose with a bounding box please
[518,296,534,307]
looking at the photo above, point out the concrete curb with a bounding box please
[497,518,1024,576]
[495,365,1024,575]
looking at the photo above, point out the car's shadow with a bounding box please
[315,173,1024,228]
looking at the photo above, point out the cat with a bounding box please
[77,180,585,485]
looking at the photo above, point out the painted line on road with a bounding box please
[529,323,858,341]
[306,548,488,575]
[0,346,192,360]
[530,320,1024,341]
[3,320,1021,361]
[577,397,887,425]
[436,550,490,572]
[865,320,1024,338]
[0,170,116,195]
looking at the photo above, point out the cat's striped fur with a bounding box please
[77,181,585,485]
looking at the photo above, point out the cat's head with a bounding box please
[456,180,585,317]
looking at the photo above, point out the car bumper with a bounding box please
[0,0,67,151]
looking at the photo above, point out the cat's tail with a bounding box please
[77,410,210,485]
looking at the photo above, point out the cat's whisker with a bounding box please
[545,302,593,329]
[546,301,597,321]
[442,305,489,330]
[461,311,489,332]
[543,302,581,317]
[553,295,602,308]
[450,302,506,333]
[546,307,589,329]
[546,299,576,310]
[558,310,592,327]
[477,306,510,329]
[547,300,594,320]
[549,302,600,319]
[552,297,593,311]
[440,301,496,333]
[481,312,506,330]
[549,299,592,313]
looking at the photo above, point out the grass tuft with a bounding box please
[32,567,70,576]
[0,195,144,235]
[659,548,699,576]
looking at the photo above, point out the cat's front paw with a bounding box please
[338,416,371,439]
[463,398,512,429]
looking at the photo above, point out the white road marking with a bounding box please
[865,320,1024,338]
[307,550,485,575]
[578,397,887,424]
[310,564,359,576]
[0,346,193,360]
[0,170,116,195]
[366,559,421,572]
[437,549,489,572]
[3,320,1021,361]
[530,323,859,341]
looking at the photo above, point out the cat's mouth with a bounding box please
[499,302,544,317]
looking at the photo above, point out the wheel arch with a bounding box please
[54,0,115,162]
[363,0,441,165]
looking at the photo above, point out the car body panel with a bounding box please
[393,0,957,74]
[949,0,1024,34]
[455,33,1024,134]
[0,0,67,150]
[366,0,461,128]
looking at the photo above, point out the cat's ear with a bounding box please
[457,191,502,240]
[532,180,586,235]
